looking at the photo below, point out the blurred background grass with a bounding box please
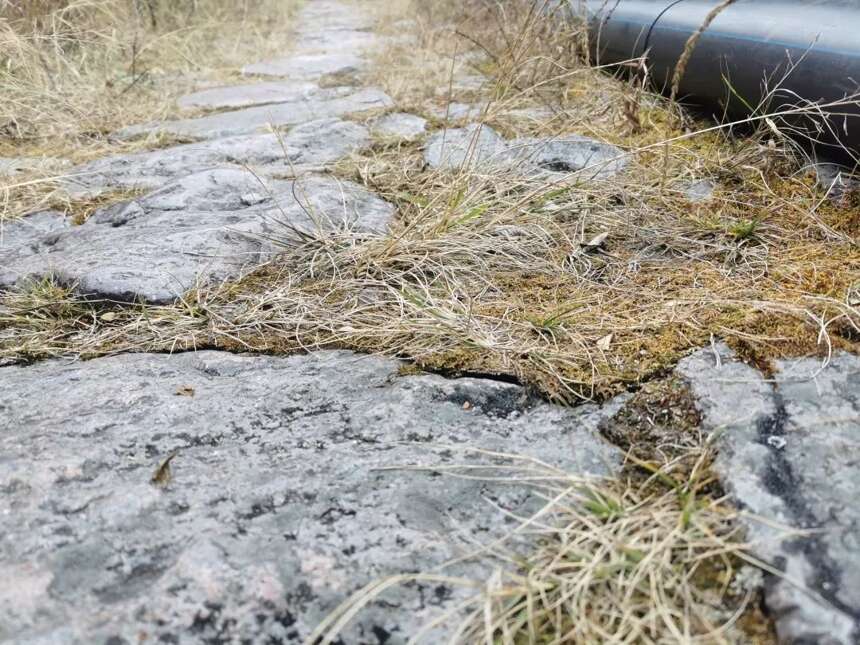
[0,0,300,155]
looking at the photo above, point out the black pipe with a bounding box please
[584,0,860,165]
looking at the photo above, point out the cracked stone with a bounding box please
[66,118,371,198]
[371,112,428,140]
[0,350,625,643]
[428,102,488,122]
[0,156,70,177]
[424,124,627,180]
[678,344,860,645]
[507,136,627,180]
[0,169,394,303]
[0,211,70,253]
[119,87,393,140]
[815,162,860,202]
[423,124,510,171]
[177,80,322,110]
[243,52,366,80]
[683,178,717,202]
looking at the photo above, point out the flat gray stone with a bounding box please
[0,168,394,303]
[295,29,380,55]
[68,118,371,198]
[424,125,627,180]
[0,350,624,643]
[0,156,70,177]
[503,106,556,122]
[452,74,488,91]
[294,1,374,32]
[815,162,860,201]
[678,345,860,644]
[683,178,716,202]
[428,102,488,122]
[0,211,70,252]
[120,88,393,141]
[177,81,320,110]
[243,52,365,80]
[371,112,428,140]
[288,3,374,44]
[507,136,627,180]
[424,124,510,171]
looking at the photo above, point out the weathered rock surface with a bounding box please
[0,156,70,177]
[508,136,627,180]
[371,112,428,140]
[243,52,366,80]
[683,178,717,202]
[815,162,860,201]
[68,118,371,198]
[1,169,394,303]
[678,345,860,645]
[293,1,374,34]
[0,211,70,252]
[177,80,321,110]
[0,350,625,643]
[120,88,392,141]
[428,102,488,122]
[424,124,627,180]
[424,124,510,171]
[297,29,382,56]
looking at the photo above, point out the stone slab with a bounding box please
[0,169,394,303]
[243,52,366,80]
[67,118,371,198]
[428,102,489,122]
[177,81,321,110]
[424,125,627,180]
[815,162,860,201]
[119,88,393,141]
[508,136,627,180]
[424,124,510,171]
[0,350,624,644]
[678,345,860,645]
[683,178,717,202]
[370,112,428,140]
[0,211,70,252]
[295,29,381,55]
[0,157,70,178]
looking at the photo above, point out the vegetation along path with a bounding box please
[1,0,859,643]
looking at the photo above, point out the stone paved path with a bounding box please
[1,1,859,643]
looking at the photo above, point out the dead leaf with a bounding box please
[175,385,195,397]
[597,333,613,351]
[100,312,118,322]
[151,451,178,488]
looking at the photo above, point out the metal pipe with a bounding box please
[585,0,860,164]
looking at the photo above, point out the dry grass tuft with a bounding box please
[310,447,773,644]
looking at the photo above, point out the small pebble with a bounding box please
[766,435,787,450]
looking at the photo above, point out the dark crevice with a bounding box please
[756,390,860,623]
